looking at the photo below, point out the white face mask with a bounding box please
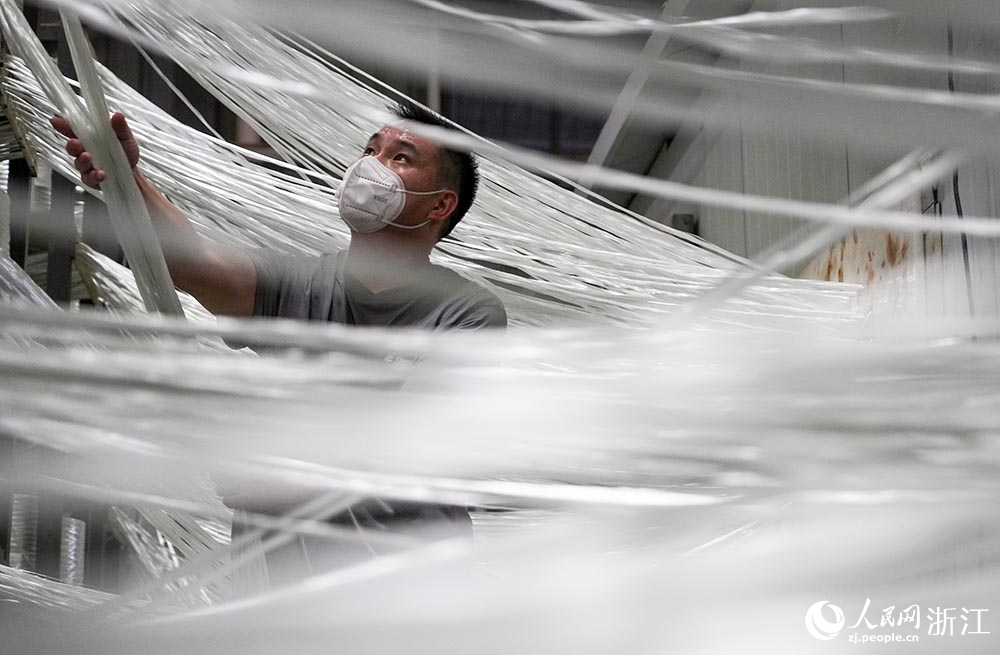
[337,156,445,233]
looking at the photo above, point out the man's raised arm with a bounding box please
[50,112,257,317]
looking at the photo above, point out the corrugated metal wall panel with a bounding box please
[923,23,1000,320]
[956,161,998,319]
[695,130,748,257]
[741,25,849,259]
[697,25,851,261]
[976,159,1000,318]
[741,130,851,259]
[690,17,1000,320]
[958,26,1000,321]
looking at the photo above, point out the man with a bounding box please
[51,102,506,584]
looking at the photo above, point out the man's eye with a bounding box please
[393,153,408,162]
[363,147,375,155]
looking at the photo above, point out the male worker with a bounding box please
[51,102,506,583]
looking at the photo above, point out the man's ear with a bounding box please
[427,189,459,223]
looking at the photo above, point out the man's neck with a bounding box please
[345,234,433,293]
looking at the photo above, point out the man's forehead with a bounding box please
[369,124,438,151]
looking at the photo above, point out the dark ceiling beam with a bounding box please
[583,0,755,214]
[579,0,691,189]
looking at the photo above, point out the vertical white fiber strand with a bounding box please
[59,11,183,316]
[0,0,183,315]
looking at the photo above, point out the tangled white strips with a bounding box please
[88,5,866,290]
[1,61,862,328]
[21,4,996,251]
[0,0,183,314]
[58,0,1000,150]
[0,3,995,654]
[411,1,894,37]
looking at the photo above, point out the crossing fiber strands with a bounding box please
[0,299,999,654]
[0,1,862,330]
[1,3,999,655]
[0,2,183,315]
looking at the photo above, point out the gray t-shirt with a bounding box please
[251,249,507,329]
[246,248,505,560]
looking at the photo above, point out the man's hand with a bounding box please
[51,110,257,318]
[49,112,140,189]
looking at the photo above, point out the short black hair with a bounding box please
[391,101,479,241]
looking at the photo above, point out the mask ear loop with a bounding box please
[385,218,432,230]
[398,188,449,196]
[385,187,450,230]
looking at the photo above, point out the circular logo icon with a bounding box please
[805,600,845,640]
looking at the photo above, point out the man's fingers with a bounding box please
[65,139,84,158]
[73,152,92,174]
[53,114,118,189]
[49,116,76,139]
[54,113,134,144]
[54,112,135,185]
[81,170,105,188]
[110,112,133,142]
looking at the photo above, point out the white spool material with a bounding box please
[59,516,86,586]
[8,494,38,572]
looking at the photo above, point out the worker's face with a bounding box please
[358,124,450,229]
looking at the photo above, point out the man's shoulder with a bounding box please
[426,264,507,329]
[250,248,344,281]
[425,264,501,304]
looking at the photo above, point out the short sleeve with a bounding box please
[447,294,508,331]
